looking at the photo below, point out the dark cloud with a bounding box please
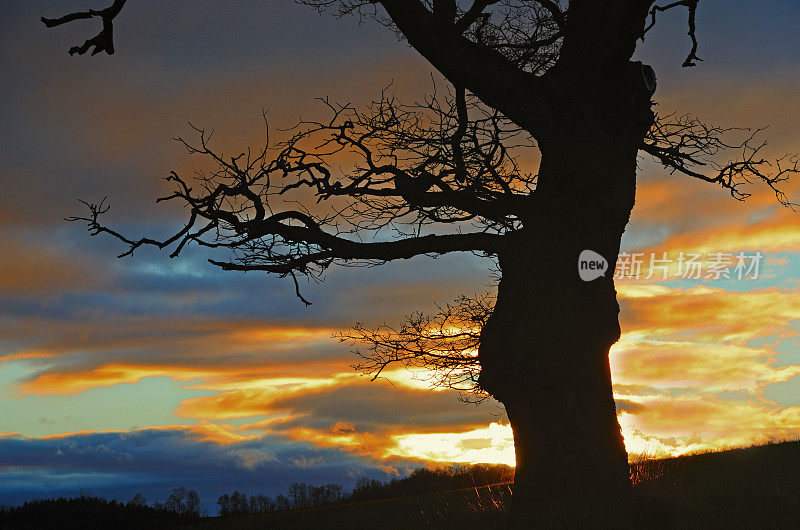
[0,428,409,510]
[615,399,645,415]
[267,382,501,433]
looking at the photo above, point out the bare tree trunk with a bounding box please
[473,7,660,520]
[479,117,647,525]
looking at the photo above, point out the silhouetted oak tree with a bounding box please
[44,1,797,525]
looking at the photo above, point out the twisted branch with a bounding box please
[643,113,799,208]
[66,92,523,304]
[42,0,128,55]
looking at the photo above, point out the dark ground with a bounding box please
[195,440,800,529]
[4,440,800,529]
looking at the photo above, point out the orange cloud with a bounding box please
[632,176,740,225]
[5,319,339,361]
[175,375,352,419]
[620,285,800,342]
[174,379,508,466]
[611,285,800,401]
[612,339,800,393]
[618,395,800,458]
[188,420,259,445]
[17,360,356,396]
[389,422,515,466]
[8,318,354,396]
[281,425,381,455]
[655,210,800,255]
[15,282,800,465]
[32,422,258,445]
[0,350,57,363]
[602,279,800,458]
[18,363,220,395]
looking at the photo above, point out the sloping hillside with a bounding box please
[195,440,800,529]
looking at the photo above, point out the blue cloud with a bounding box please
[0,428,408,511]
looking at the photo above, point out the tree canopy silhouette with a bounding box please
[44,1,797,525]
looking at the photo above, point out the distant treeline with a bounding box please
[351,463,514,502]
[0,494,191,530]
[217,483,344,516]
[216,463,514,517]
[0,463,515,526]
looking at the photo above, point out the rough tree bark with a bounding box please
[480,135,645,522]
[475,3,656,522]
[480,132,650,523]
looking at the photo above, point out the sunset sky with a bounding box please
[2,0,800,510]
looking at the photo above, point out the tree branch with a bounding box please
[642,0,701,67]
[208,231,503,271]
[42,0,128,56]
[642,113,798,207]
[454,0,498,33]
[378,0,556,137]
[344,293,494,401]
[67,98,516,304]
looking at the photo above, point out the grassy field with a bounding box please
[190,439,800,529]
